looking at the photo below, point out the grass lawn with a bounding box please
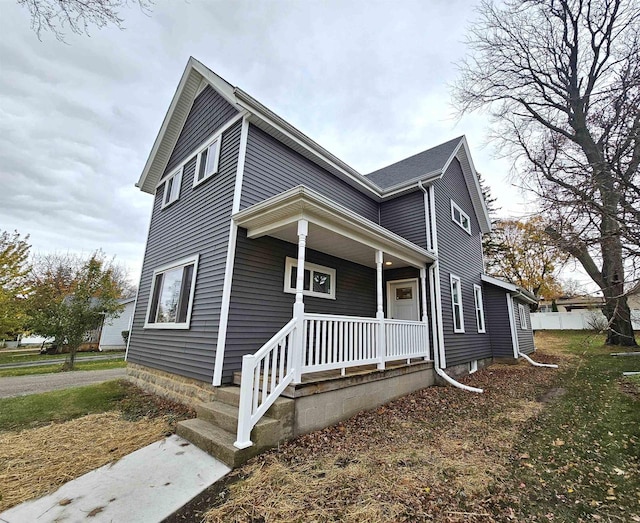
[0,350,125,365]
[0,359,127,378]
[0,380,128,432]
[163,330,638,523]
[0,380,195,512]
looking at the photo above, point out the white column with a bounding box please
[420,267,428,323]
[420,266,430,361]
[292,219,308,383]
[376,250,386,370]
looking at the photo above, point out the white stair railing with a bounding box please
[234,318,297,449]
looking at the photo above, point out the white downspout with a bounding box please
[428,260,483,393]
[518,352,558,369]
[421,181,483,394]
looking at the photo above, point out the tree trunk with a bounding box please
[63,345,78,371]
[602,293,637,346]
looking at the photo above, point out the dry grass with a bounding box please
[205,352,561,523]
[0,412,171,511]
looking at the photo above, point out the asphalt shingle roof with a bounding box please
[366,136,463,189]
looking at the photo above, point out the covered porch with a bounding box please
[231,186,437,447]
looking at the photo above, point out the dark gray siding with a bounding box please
[514,298,535,354]
[484,284,515,358]
[434,158,492,367]
[127,120,242,382]
[164,85,238,175]
[379,191,428,249]
[224,230,377,382]
[240,125,379,223]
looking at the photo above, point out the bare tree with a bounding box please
[17,0,152,40]
[454,0,640,346]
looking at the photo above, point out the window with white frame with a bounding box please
[161,168,182,208]
[145,255,199,328]
[473,284,486,333]
[518,303,528,330]
[450,274,465,332]
[451,200,471,234]
[194,137,221,187]
[284,257,336,300]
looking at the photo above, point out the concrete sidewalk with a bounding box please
[0,368,126,398]
[0,435,229,523]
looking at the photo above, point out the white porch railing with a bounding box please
[234,318,297,449]
[384,319,430,362]
[234,313,430,448]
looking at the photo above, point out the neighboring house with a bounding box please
[126,58,538,467]
[537,295,605,313]
[98,297,135,351]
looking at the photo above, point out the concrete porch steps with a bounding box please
[176,385,294,469]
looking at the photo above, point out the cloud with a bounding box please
[1,0,533,286]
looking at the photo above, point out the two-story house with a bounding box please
[126,58,538,467]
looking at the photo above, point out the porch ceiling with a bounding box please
[233,186,436,269]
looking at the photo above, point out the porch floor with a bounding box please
[233,358,434,399]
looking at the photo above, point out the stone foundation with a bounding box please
[126,363,217,406]
[441,356,494,380]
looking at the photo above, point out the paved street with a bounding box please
[0,368,127,398]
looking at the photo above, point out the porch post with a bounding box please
[420,267,429,360]
[292,219,308,384]
[376,250,386,370]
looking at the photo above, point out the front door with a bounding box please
[387,279,419,320]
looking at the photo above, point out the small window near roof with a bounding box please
[145,255,198,329]
[194,137,221,187]
[451,200,471,234]
[162,168,182,208]
[284,257,336,300]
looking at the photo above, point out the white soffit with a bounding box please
[233,186,436,269]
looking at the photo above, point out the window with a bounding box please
[193,137,221,187]
[162,168,182,208]
[518,303,528,330]
[469,360,478,374]
[451,200,471,234]
[145,255,199,329]
[284,257,336,300]
[450,274,465,333]
[473,284,486,333]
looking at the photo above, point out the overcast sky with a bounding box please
[1,0,566,286]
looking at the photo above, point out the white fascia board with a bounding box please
[481,274,518,292]
[136,58,244,195]
[233,186,436,267]
[441,136,492,234]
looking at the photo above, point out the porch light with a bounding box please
[385,261,393,266]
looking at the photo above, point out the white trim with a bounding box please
[193,137,221,188]
[284,257,336,300]
[156,112,245,190]
[450,274,465,333]
[518,303,529,330]
[480,274,517,292]
[213,116,250,386]
[473,284,486,333]
[233,186,436,269]
[431,261,447,368]
[450,200,471,235]
[506,294,519,358]
[469,360,478,374]
[429,185,439,254]
[386,278,420,321]
[143,254,199,329]
[161,167,182,208]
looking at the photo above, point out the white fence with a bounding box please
[531,310,640,331]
